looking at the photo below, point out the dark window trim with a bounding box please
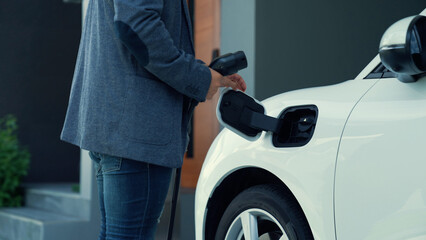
[364,63,396,79]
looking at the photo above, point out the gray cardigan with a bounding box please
[61,0,211,168]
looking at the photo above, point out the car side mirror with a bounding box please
[379,15,426,82]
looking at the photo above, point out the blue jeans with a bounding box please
[89,152,173,240]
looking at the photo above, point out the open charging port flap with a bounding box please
[217,89,318,146]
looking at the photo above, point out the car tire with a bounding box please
[214,184,313,240]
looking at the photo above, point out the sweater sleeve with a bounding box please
[113,0,211,102]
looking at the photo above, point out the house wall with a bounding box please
[255,0,426,100]
[221,0,256,97]
[0,0,81,182]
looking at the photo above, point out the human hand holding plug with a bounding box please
[206,69,247,100]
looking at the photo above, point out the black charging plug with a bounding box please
[209,51,248,76]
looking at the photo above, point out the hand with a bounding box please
[206,68,247,100]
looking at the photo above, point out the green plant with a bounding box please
[71,184,80,193]
[0,115,30,207]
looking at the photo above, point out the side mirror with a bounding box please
[379,15,426,82]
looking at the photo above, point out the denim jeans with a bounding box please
[89,152,173,240]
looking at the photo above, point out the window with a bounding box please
[364,63,397,79]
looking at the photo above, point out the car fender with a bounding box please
[195,78,379,240]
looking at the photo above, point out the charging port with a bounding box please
[273,105,318,147]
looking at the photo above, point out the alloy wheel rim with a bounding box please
[224,208,289,240]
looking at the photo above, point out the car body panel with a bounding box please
[335,76,426,240]
[195,78,378,240]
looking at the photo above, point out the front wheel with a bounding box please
[214,184,313,240]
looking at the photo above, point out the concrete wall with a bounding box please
[221,0,256,97]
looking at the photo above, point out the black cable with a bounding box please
[167,167,182,240]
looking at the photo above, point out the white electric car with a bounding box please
[195,9,426,240]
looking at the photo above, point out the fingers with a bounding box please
[206,68,248,101]
[227,74,247,92]
[221,77,239,90]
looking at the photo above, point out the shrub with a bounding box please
[0,115,30,207]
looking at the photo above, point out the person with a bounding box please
[60,0,246,239]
